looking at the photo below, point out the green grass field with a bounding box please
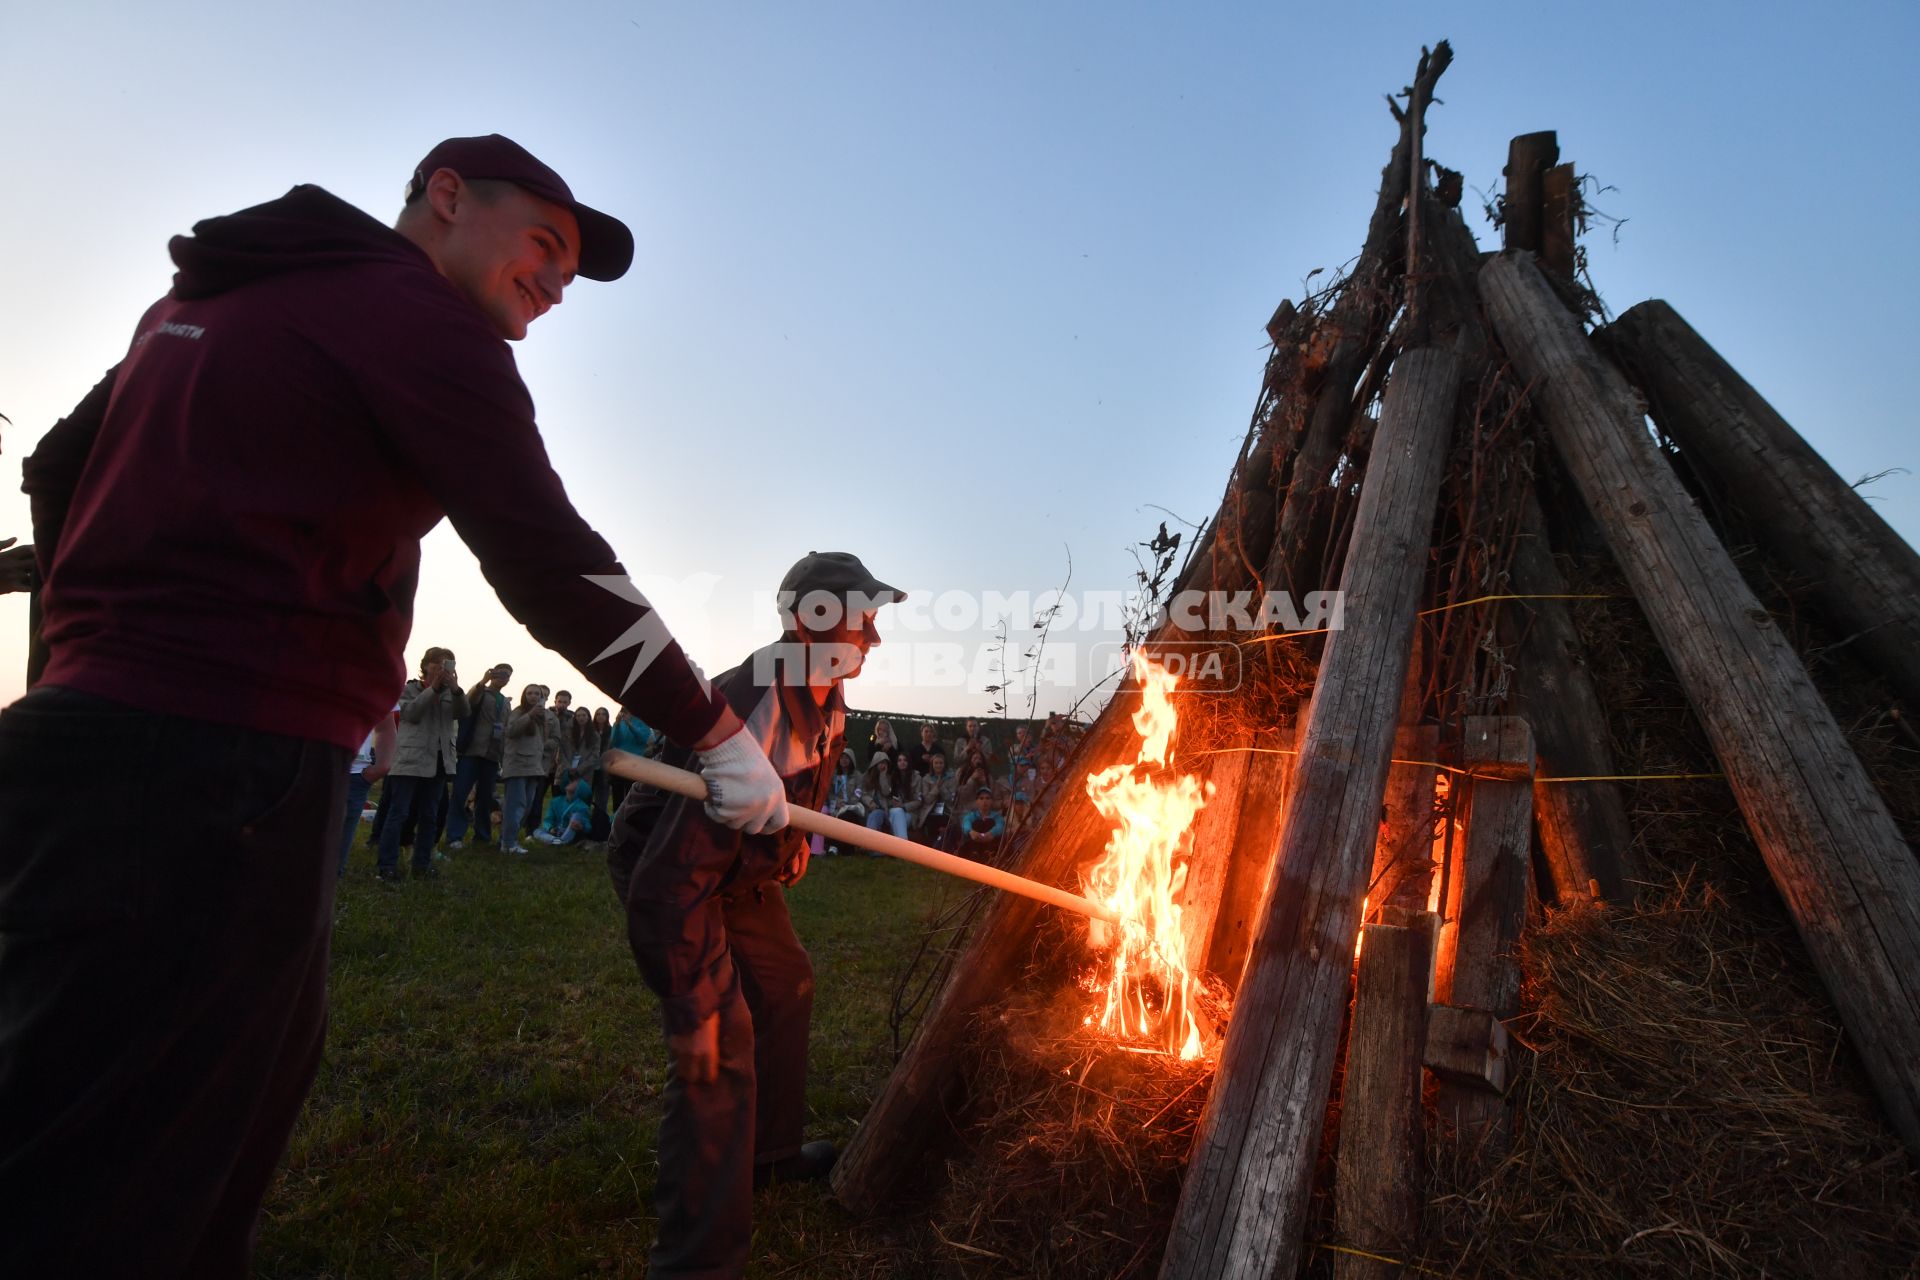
[258,837,965,1278]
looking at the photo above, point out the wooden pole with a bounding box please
[1539,162,1577,282]
[1602,299,1920,711]
[601,752,1115,923]
[1508,487,1636,903]
[1500,132,1558,253]
[1482,251,1920,1159]
[1334,918,1434,1280]
[1160,345,1464,1280]
[1435,717,1533,1149]
[1264,43,1453,600]
[1180,729,1254,974]
[1203,727,1292,990]
[1374,724,1440,916]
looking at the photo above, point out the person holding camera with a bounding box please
[499,684,551,854]
[446,662,513,848]
[377,647,470,881]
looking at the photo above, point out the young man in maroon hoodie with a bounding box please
[0,135,791,1278]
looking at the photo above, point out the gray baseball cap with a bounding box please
[778,551,904,608]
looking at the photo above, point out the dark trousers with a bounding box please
[648,882,814,1279]
[522,776,552,834]
[378,767,447,874]
[0,686,347,1279]
[446,754,499,844]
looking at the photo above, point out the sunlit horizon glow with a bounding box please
[3,4,1913,727]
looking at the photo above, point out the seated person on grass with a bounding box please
[958,786,1005,858]
[533,776,594,845]
[607,551,902,1279]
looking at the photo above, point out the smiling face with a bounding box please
[414,172,581,341]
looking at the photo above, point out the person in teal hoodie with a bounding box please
[535,777,595,845]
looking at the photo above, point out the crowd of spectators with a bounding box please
[343,652,1085,879]
[348,652,655,880]
[818,712,1084,862]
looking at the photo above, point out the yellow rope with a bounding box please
[1418,591,1622,615]
[1233,592,1623,648]
[1309,1241,1449,1277]
[1183,745,1723,785]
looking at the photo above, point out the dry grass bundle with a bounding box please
[927,978,1218,1279]
[1413,881,1920,1278]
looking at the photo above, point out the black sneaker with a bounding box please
[411,864,440,880]
[375,868,404,884]
[753,1140,837,1189]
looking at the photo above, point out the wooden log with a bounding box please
[1160,344,1464,1280]
[1203,727,1291,990]
[1482,251,1920,1159]
[1540,162,1576,282]
[1263,45,1454,600]
[1509,486,1636,903]
[1334,919,1434,1280]
[1437,716,1533,1147]
[1181,729,1254,974]
[1424,1003,1512,1093]
[1601,299,1920,711]
[1374,724,1439,915]
[1501,131,1558,253]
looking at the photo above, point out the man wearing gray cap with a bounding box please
[3,135,788,1276]
[609,551,902,1279]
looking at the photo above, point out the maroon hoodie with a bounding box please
[24,185,726,751]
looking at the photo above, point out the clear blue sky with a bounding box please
[2,1,1913,719]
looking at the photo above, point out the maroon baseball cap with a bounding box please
[405,134,635,282]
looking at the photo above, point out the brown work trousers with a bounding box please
[621,875,815,1280]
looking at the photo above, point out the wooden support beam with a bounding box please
[1509,486,1636,903]
[1437,716,1533,1147]
[1539,162,1577,282]
[1204,727,1291,990]
[1501,131,1558,253]
[1374,724,1439,916]
[1263,45,1455,601]
[1160,344,1464,1280]
[1334,919,1434,1280]
[1181,729,1253,975]
[1482,251,1920,1160]
[1423,1002,1512,1094]
[1601,299,1920,711]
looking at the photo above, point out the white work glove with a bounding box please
[697,726,790,835]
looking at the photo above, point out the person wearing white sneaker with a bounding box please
[608,551,900,1279]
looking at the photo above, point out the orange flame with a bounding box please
[1082,651,1215,1059]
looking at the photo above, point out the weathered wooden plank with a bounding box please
[1437,716,1533,1146]
[1374,724,1439,916]
[1334,920,1434,1280]
[1424,1003,1512,1094]
[1509,486,1636,903]
[1181,729,1254,975]
[1483,251,1920,1159]
[1204,728,1292,991]
[1160,344,1464,1280]
[1602,299,1920,711]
